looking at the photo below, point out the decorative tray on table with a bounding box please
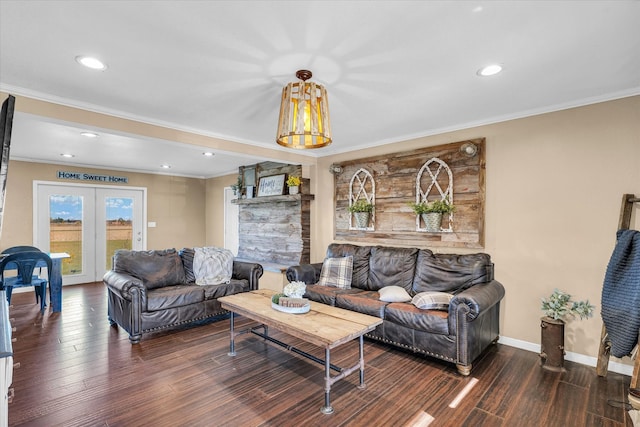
[271,301,310,314]
[271,291,310,314]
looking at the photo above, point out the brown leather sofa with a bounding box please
[104,248,263,343]
[286,243,505,375]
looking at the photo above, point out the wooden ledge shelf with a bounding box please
[232,194,314,205]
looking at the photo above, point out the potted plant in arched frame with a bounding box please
[409,198,455,232]
[348,199,374,229]
[539,289,595,371]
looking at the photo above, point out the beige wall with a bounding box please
[1,161,207,251]
[311,96,639,365]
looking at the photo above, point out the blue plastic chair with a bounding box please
[0,251,52,312]
[1,246,47,303]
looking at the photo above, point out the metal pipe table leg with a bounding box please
[228,311,236,356]
[321,347,334,414]
[357,335,366,389]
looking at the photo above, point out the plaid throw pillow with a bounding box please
[318,256,353,289]
[411,291,454,310]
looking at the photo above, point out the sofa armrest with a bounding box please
[286,263,323,284]
[233,261,263,291]
[449,280,505,321]
[103,270,146,301]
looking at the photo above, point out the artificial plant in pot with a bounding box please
[409,198,455,232]
[348,199,374,229]
[286,175,301,195]
[539,288,595,371]
[230,175,243,197]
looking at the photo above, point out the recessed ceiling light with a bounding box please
[60,153,75,158]
[160,164,171,169]
[203,152,215,157]
[75,55,107,71]
[477,64,503,77]
[80,131,99,138]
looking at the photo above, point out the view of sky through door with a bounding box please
[104,196,134,268]
[49,194,83,275]
[49,195,134,275]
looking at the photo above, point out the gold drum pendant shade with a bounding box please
[276,70,332,149]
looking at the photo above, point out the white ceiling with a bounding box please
[1,1,639,178]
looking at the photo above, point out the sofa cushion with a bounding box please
[336,291,389,318]
[326,244,372,289]
[318,256,353,289]
[193,247,234,285]
[378,286,411,302]
[114,249,186,290]
[304,284,363,306]
[146,284,204,311]
[367,247,418,292]
[201,279,248,300]
[179,248,196,283]
[412,291,453,310]
[412,251,493,294]
[385,302,449,335]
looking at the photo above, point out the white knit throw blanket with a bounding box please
[193,247,234,285]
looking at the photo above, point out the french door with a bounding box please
[34,182,145,285]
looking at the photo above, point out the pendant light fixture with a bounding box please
[276,70,332,149]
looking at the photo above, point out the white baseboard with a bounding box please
[498,336,634,377]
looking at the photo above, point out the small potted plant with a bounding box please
[539,288,595,371]
[230,175,243,197]
[409,198,455,231]
[286,175,301,195]
[348,199,374,228]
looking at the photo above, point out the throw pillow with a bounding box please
[318,256,353,289]
[412,291,454,310]
[193,247,234,285]
[378,286,412,302]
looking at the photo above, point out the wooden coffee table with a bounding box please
[219,289,383,414]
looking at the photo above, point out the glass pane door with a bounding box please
[96,188,144,276]
[105,197,133,267]
[37,184,95,285]
[49,194,84,276]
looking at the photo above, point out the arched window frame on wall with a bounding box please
[349,168,375,231]
[416,157,454,232]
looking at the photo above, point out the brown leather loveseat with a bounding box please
[286,243,505,375]
[104,248,263,343]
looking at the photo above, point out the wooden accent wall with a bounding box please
[334,138,485,249]
[235,194,313,265]
[233,162,312,266]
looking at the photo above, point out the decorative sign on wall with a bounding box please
[57,170,128,184]
[333,138,486,249]
[257,174,286,197]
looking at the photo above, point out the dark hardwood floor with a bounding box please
[7,282,633,426]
